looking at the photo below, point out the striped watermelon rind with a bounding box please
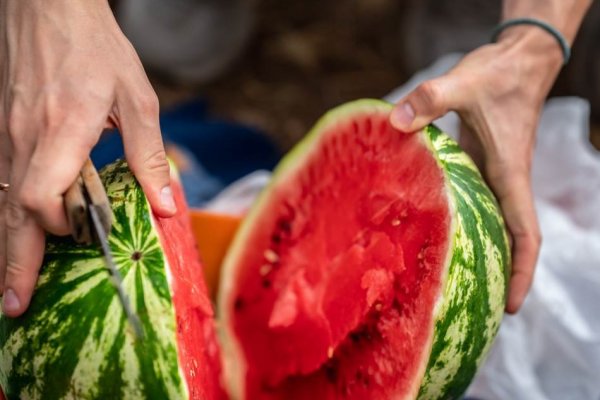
[418,124,510,398]
[218,99,510,399]
[0,160,191,399]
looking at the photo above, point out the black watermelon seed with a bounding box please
[234,297,244,311]
[278,220,292,233]
[260,381,277,393]
[324,360,339,383]
[271,233,282,244]
[349,332,362,343]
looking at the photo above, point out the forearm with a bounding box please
[493,0,592,98]
[502,0,592,44]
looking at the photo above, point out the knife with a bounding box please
[64,159,144,339]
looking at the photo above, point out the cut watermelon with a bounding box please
[218,99,510,399]
[0,160,225,399]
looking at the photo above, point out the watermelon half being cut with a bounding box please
[0,160,225,400]
[218,99,510,399]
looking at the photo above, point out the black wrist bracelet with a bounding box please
[491,17,571,65]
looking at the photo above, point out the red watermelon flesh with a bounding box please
[222,108,451,399]
[155,175,226,399]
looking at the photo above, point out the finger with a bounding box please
[3,200,45,317]
[2,154,46,317]
[105,116,118,130]
[116,87,176,217]
[19,123,98,236]
[458,122,485,171]
[0,133,10,294]
[390,76,464,132]
[486,164,541,314]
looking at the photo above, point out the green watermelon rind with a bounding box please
[0,160,189,400]
[418,125,510,399]
[218,99,510,400]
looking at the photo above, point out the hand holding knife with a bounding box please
[64,159,144,339]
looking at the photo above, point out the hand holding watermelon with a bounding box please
[0,0,176,318]
[390,0,591,313]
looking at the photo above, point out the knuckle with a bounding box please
[531,229,542,247]
[8,133,30,154]
[5,199,26,232]
[16,187,66,234]
[512,225,542,251]
[486,159,528,185]
[416,81,443,110]
[41,111,67,138]
[61,132,97,156]
[131,146,170,181]
[143,147,170,174]
[4,258,35,288]
[7,112,28,149]
[17,188,39,214]
[6,105,21,132]
[134,91,160,118]
[5,258,27,276]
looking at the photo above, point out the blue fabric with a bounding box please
[169,145,224,207]
[91,98,281,206]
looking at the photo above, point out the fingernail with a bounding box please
[391,102,415,128]
[160,186,177,213]
[3,289,20,313]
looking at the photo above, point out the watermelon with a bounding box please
[218,99,510,399]
[0,160,225,399]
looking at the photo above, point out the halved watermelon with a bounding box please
[0,160,225,399]
[218,99,510,399]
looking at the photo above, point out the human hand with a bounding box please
[389,27,565,313]
[0,0,176,317]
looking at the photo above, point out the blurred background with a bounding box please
[113,0,600,151]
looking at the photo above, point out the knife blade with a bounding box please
[65,158,144,339]
[89,203,144,339]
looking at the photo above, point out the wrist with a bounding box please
[502,0,592,44]
[496,25,563,72]
[491,27,564,100]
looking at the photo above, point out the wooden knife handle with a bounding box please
[64,158,112,244]
[65,175,92,244]
[80,159,112,234]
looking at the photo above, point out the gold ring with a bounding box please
[0,183,9,192]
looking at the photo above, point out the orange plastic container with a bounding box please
[189,209,242,300]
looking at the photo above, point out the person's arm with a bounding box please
[501,0,590,43]
[0,0,176,317]
[390,0,592,313]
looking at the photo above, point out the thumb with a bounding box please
[390,77,462,132]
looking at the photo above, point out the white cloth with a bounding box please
[203,170,272,216]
